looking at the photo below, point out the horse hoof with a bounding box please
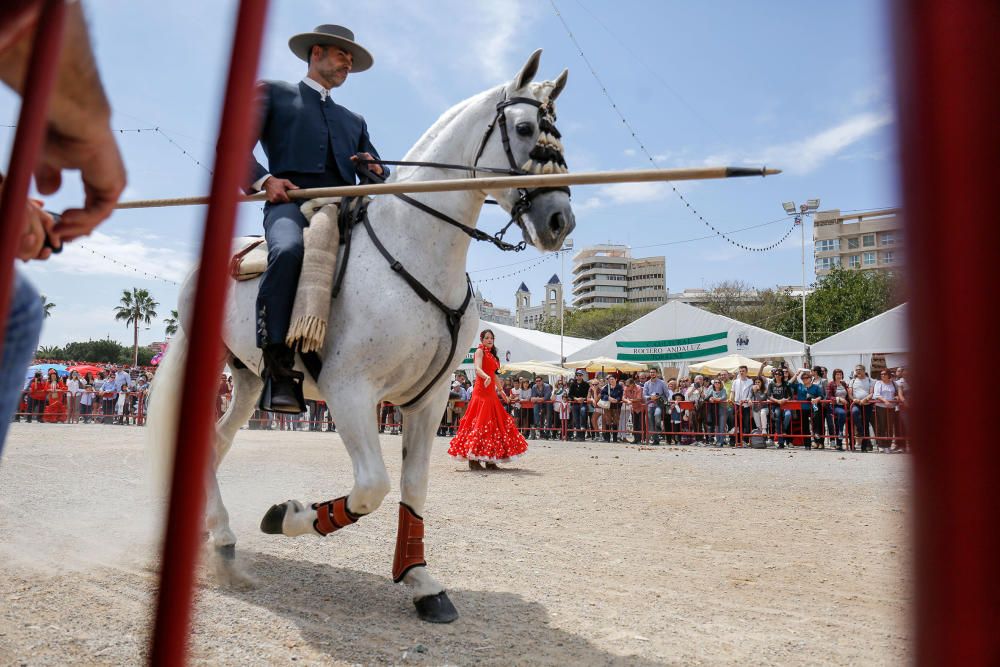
[260,502,288,534]
[210,548,257,591]
[414,591,459,624]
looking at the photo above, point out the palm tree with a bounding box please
[164,309,179,338]
[39,294,55,319]
[114,288,159,366]
[36,344,63,359]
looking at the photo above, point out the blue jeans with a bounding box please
[712,403,729,445]
[646,403,663,442]
[532,403,550,436]
[826,405,847,441]
[770,406,793,445]
[0,272,43,456]
[852,403,875,448]
[570,402,587,437]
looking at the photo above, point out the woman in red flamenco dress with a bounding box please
[42,370,67,424]
[447,329,528,470]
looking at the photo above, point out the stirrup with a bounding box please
[257,371,306,414]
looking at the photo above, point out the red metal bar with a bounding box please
[149,1,269,664]
[0,0,66,362]
[894,1,1000,663]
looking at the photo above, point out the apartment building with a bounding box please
[571,244,666,310]
[813,208,902,276]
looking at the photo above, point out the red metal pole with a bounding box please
[149,1,268,664]
[0,0,66,363]
[893,1,1000,664]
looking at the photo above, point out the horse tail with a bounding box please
[146,326,189,498]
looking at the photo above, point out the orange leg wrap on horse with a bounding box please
[312,496,359,536]
[393,502,427,582]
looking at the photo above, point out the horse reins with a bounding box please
[336,92,571,408]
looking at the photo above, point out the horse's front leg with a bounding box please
[259,387,391,537]
[396,396,459,623]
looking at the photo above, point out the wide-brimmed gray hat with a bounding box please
[288,24,373,72]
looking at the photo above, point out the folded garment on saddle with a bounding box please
[230,197,346,281]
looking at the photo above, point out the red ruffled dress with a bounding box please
[447,345,528,462]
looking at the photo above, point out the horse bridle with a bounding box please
[357,91,571,253]
[332,92,572,408]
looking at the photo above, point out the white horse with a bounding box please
[148,50,574,623]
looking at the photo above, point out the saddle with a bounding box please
[229,197,352,281]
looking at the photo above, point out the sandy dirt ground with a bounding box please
[0,423,910,666]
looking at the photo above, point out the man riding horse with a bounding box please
[247,24,387,413]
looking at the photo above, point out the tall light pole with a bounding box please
[781,198,820,361]
[560,237,574,363]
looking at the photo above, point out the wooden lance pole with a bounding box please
[115,166,780,210]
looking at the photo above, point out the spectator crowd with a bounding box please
[13,359,908,453]
[436,363,908,453]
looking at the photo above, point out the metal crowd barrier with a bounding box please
[14,388,148,425]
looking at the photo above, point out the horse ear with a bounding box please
[513,49,542,91]
[549,68,569,101]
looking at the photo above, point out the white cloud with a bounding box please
[743,111,894,175]
[24,231,194,284]
[359,0,541,106]
[599,182,670,205]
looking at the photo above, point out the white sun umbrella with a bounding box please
[688,353,774,377]
[499,360,569,377]
[564,356,648,373]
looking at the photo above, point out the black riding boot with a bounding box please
[258,344,306,414]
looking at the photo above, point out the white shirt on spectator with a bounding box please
[850,376,874,401]
[872,380,898,403]
[730,376,754,404]
[115,370,133,391]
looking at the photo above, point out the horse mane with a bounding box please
[404,81,557,161]
[404,85,502,160]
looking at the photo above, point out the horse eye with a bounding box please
[515,122,534,137]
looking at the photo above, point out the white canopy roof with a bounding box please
[810,304,908,371]
[566,301,805,369]
[459,320,592,367]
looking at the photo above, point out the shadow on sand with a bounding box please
[457,466,544,477]
[219,550,660,666]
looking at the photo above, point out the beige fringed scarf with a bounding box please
[284,197,342,353]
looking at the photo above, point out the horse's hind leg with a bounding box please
[206,363,263,588]
[396,399,459,623]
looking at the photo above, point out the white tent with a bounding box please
[810,304,908,372]
[458,321,592,369]
[566,301,805,370]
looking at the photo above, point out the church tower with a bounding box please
[515,282,531,327]
[542,274,563,321]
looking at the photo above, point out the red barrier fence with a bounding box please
[0,0,66,365]
[15,389,148,425]
[896,2,1000,661]
[430,397,908,452]
[150,2,269,665]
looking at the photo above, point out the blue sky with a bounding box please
[1,0,898,347]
